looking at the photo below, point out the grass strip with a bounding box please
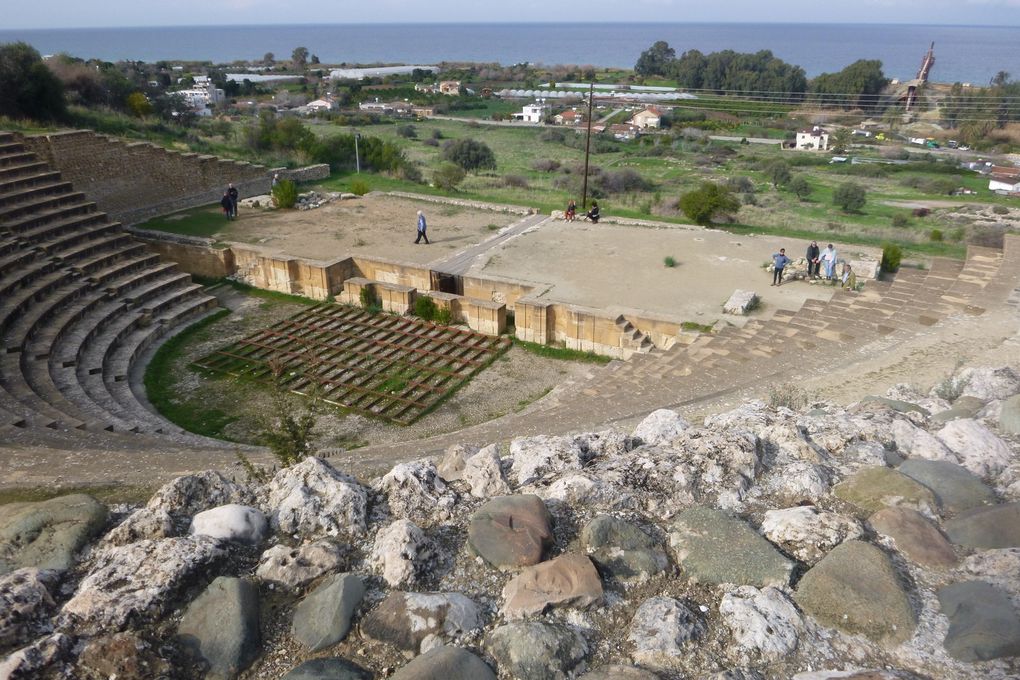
[512,337,613,365]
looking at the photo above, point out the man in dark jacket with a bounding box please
[806,241,820,278]
[220,191,233,220]
[227,183,239,218]
[586,201,600,223]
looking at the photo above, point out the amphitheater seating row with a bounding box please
[0,131,218,441]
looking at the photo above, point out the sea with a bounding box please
[2,22,1018,85]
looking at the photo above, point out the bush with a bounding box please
[441,138,497,171]
[891,214,909,228]
[678,182,740,226]
[993,205,1009,215]
[423,137,439,147]
[433,162,466,190]
[271,179,298,208]
[413,295,438,322]
[396,124,417,138]
[881,243,903,273]
[726,176,755,194]
[596,168,654,194]
[539,128,566,143]
[664,256,677,268]
[349,178,370,196]
[436,307,453,325]
[531,158,561,172]
[788,176,811,200]
[359,287,381,315]
[503,174,529,189]
[833,182,867,213]
[930,229,944,242]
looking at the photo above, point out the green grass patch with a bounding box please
[512,338,612,364]
[136,205,231,238]
[0,484,155,506]
[215,278,320,306]
[681,321,715,333]
[145,309,240,439]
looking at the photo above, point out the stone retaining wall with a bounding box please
[270,164,331,183]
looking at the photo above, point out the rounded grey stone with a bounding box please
[291,573,365,652]
[938,580,1020,661]
[487,622,588,680]
[945,503,1020,550]
[897,460,995,516]
[390,645,496,680]
[178,576,260,679]
[281,657,371,680]
[0,494,107,575]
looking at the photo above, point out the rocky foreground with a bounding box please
[4,366,1020,679]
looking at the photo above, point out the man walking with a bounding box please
[414,210,430,244]
[806,240,820,278]
[772,248,790,286]
[227,183,239,219]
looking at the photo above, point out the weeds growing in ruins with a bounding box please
[932,358,970,403]
[360,287,382,315]
[258,365,321,466]
[767,383,810,410]
[664,256,677,268]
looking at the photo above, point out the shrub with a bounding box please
[596,168,654,194]
[726,176,755,194]
[788,176,811,200]
[993,205,1009,215]
[350,178,370,196]
[664,256,677,268]
[396,124,417,138]
[413,295,438,322]
[833,182,867,213]
[396,162,423,183]
[531,158,561,172]
[891,214,909,228]
[441,138,497,171]
[423,137,439,147]
[767,384,809,410]
[503,174,529,189]
[678,182,740,226]
[881,243,903,273]
[763,159,792,188]
[271,178,298,208]
[359,287,381,315]
[929,229,943,241]
[539,128,566,143]
[436,307,453,325]
[431,129,443,140]
[433,162,466,190]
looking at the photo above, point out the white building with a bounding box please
[628,107,662,129]
[796,126,830,151]
[514,102,550,123]
[306,98,338,113]
[174,82,225,116]
[989,166,1020,193]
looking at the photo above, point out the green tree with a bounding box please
[262,52,275,66]
[441,138,496,171]
[829,128,852,153]
[833,182,867,213]
[635,40,676,77]
[272,179,298,208]
[763,159,791,188]
[433,162,466,190]
[788,176,811,200]
[678,182,740,226]
[810,60,889,110]
[0,42,66,120]
[291,46,309,70]
[125,91,152,117]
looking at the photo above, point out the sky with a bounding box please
[7,0,1020,29]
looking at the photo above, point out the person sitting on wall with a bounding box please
[586,201,600,223]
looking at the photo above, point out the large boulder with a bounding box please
[722,290,759,316]
[794,540,916,647]
[61,536,226,633]
[759,506,862,565]
[374,460,458,526]
[719,586,804,661]
[291,573,364,652]
[628,596,705,668]
[145,471,249,521]
[486,622,588,680]
[509,435,585,486]
[281,657,371,680]
[944,502,1020,550]
[953,366,1020,402]
[869,507,958,568]
[260,457,367,538]
[502,553,603,618]
[463,444,511,498]
[580,515,669,583]
[668,507,793,588]
[896,459,996,516]
[889,419,956,463]
[632,409,689,446]
[833,467,939,519]
[190,504,268,545]
[255,540,346,589]
[0,494,107,575]
[0,633,72,679]
[935,419,1013,478]
[937,580,1020,662]
[369,519,433,588]
[467,495,553,569]
[930,396,986,425]
[0,568,58,651]
[390,645,496,680]
[998,393,1020,435]
[102,507,175,547]
[177,576,260,680]
[437,444,480,482]
[362,591,482,654]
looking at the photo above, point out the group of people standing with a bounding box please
[772,241,856,290]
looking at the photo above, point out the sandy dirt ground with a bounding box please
[474,220,874,322]
[217,194,518,264]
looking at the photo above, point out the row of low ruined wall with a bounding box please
[131,230,690,359]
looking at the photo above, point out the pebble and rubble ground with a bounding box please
[3,364,1020,679]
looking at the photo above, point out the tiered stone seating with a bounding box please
[0,131,218,437]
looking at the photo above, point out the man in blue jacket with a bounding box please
[415,210,430,244]
[772,248,790,286]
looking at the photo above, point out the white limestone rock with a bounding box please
[760,423,829,465]
[723,290,759,316]
[632,409,689,446]
[537,473,622,508]
[61,536,226,633]
[509,435,585,487]
[760,506,863,565]
[462,444,511,499]
[102,507,176,547]
[936,418,1013,478]
[572,429,634,459]
[761,462,833,504]
[261,457,368,538]
[374,460,458,526]
[437,443,480,482]
[145,471,249,520]
[370,519,433,588]
[704,400,772,433]
[890,419,957,463]
[719,586,804,661]
[953,366,1020,402]
[0,568,58,650]
[256,540,345,589]
[628,596,705,669]
[190,504,268,544]
[885,383,949,414]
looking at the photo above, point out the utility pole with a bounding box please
[581,82,595,211]
[354,132,361,174]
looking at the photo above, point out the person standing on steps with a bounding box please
[806,240,821,279]
[414,210,430,244]
[771,248,790,286]
[820,243,838,280]
[227,183,239,219]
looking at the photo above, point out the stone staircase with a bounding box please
[613,314,656,356]
[0,131,221,443]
